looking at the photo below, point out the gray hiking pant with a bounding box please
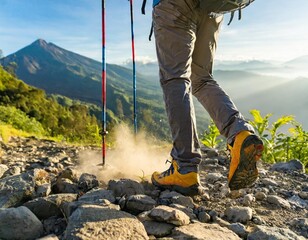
[153,0,254,172]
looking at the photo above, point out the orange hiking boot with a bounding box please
[228,131,264,190]
[151,160,202,196]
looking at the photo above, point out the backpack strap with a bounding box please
[141,0,147,15]
[141,0,154,41]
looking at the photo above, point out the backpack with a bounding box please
[200,0,254,14]
[141,0,254,39]
[200,0,255,24]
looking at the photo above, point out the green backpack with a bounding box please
[200,0,254,14]
[200,0,255,24]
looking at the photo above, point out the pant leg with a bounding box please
[191,11,254,144]
[153,0,201,171]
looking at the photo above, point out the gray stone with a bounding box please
[252,215,265,225]
[230,189,247,199]
[215,217,231,228]
[243,194,255,206]
[170,222,241,240]
[225,206,253,223]
[206,148,219,158]
[42,216,67,236]
[78,173,99,192]
[137,210,152,222]
[198,211,211,223]
[108,178,144,197]
[299,191,308,200]
[149,205,190,226]
[228,223,248,238]
[63,198,120,218]
[288,195,308,209]
[255,191,267,201]
[37,234,59,240]
[205,172,224,184]
[219,184,231,198]
[126,194,156,214]
[202,158,219,165]
[0,164,9,178]
[57,167,78,182]
[23,193,77,219]
[52,178,79,194]
[267,195,291,209]
[0,172,35,208]
[247,225,306,240]
[170,195,195,208]
[159,190,183,199]
[64,205,148,240]
[0,206,43,239]
[270,159,305,173]
[169,203,197,220]
[261,178,279,187]
[36,183,52,197]
[143,220,175,237]
[290,218,308,238]
[3,165,21,177]
[78,188,116,203]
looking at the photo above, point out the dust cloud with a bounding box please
[77,123,171,183]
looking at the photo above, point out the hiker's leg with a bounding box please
[153,0,201,171]
[191,12,254,144]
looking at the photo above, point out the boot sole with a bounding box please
[229,135,264,190]
[151,177,204,196]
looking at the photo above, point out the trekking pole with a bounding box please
[129,0,137,134]
[101,0,108,166]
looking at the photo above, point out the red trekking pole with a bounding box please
[102,0,108,166]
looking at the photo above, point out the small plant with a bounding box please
[201,120,223,149]
[137,170,150,183]
[249,110,307,170]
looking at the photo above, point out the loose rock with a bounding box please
[247,225,306,240]
[270,159,305,173]
[149,205,190,226]
[64,205,148,239]
[170,222,241,240]
[0,206,43,239]
[224,206,253,223]
[267,195,291,209]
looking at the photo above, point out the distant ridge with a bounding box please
[0,39,173,138]
[0,39,102,103]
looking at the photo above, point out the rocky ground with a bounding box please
[0,136,307,240]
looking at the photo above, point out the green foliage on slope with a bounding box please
[201,110,308,171]
[0,66,100,144]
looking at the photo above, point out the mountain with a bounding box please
[0,39,102,104]
[0,40,178,138]
[235,77,308,129]
[1,39,307,138]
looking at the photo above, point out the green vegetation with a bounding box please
[201,120,223,148]
[201,110,308,171]
[0,123,32,143]
[249,109,307,168]
[0,66,100,145]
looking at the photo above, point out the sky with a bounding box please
[0,0,308,64]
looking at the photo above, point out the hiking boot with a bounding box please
[151,160,203,196]
[228,131,264,190]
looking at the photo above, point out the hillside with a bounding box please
[1,39,307,139]
[0,66,100,144]
[0,39,212,139]
[235,77,308,128]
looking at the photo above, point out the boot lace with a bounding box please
[161,159,175,177]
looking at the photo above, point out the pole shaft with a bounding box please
[102,0,107,165]
[130,0,137,134]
